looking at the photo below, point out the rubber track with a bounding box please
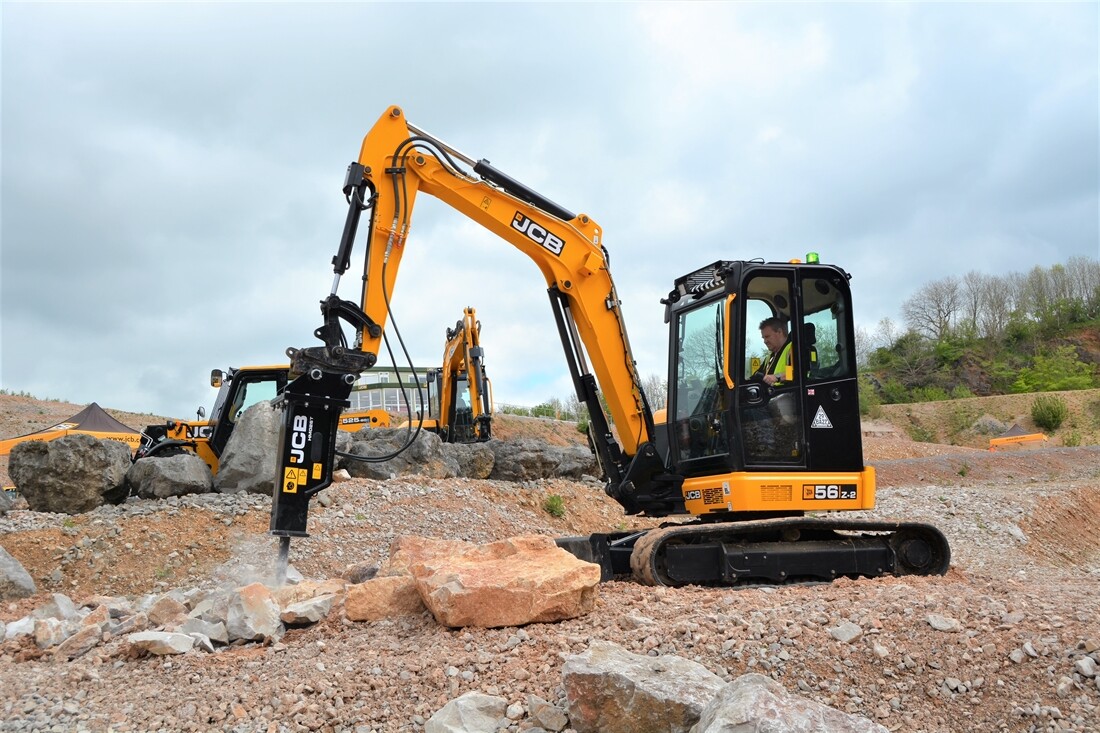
[629,517,951,587]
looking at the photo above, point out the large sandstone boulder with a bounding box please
[9,434,131,513]
[344,575,424,622]
[395,535,600,628]
[127,453,213,499]
[214,401,279,494]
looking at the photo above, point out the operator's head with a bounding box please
[759,317,789,354]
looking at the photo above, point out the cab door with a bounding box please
[734,270,805,468]
[797,271,864,471]
[668,293,736,478]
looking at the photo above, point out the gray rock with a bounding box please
[445,441,495,479]
[425,691,507,733]
[9,434,131,513]
[1075,656,1098,677]
[927,613,963,632]
[527,694,568,732]
[4,616,34,639]
[280,594,336,625]
[488,439,597,481]
[827,620,863,643]
[128,631,195,655]
[225,582,283,641]
[34,593,80,621]
[214,400,279,495]
[341,428,460,480]
[176,617,229,645]
[690,673,889,733]
[0,545,36,601]
[127,453,213,498]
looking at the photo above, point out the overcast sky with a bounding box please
[2,2,1097,420]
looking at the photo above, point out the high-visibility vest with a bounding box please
[768,341,792,381]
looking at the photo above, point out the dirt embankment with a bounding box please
[874,388,1100,449]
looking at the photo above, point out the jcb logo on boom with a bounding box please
[512,213,565,255]
[289,415,311,465]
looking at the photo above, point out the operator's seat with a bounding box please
[803,324,818,376]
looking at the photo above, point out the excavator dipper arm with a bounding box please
[269,105,660,552]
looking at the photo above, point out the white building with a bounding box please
[347,366,433,418]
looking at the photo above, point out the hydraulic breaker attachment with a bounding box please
[269,367,356,583]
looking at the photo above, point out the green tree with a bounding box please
[1011,345,1096,393]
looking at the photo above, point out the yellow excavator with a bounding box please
[136,364,388,475]
[409,306,494,443]
[268,105,950,586]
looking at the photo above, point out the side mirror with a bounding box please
[210,369,224,388]
[196,406,207,420]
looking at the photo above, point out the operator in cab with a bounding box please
[755,317,792,386]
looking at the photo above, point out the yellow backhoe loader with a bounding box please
[135,364,388,475]
[406,307,494,443]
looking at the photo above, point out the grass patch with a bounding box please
[542,494,566,518]
[908,424,937,443]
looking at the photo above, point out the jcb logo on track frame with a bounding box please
[512,212,565,255]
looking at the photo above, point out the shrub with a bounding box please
[908,424,936,443]
[857,375,882,417]
[1031,394,1069,431]
[1062,430,1081,447]
[1088,398,1100,428]
[911,386,951,403]
[542,494,566,518]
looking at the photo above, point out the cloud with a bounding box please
[1,2,1096,422]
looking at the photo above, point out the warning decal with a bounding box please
[283,467,307,493]
[810,406,833,429]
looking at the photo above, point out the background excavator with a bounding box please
[405,306,494,443]
[135,364,388,475]
[268,105,951,587]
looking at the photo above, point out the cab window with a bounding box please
[673,298,728,461]
[801,275,854,381]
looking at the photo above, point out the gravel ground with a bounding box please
[0,397,1098,732]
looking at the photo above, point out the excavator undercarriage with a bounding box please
[557,517,950,587]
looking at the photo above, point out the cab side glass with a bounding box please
[801,276,853,381]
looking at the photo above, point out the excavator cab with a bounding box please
[664,259,863,481]
[206,366,289,455]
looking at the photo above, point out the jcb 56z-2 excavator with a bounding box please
[136,365,388,475]
[268,105,950,587]
[411,306,494,443]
